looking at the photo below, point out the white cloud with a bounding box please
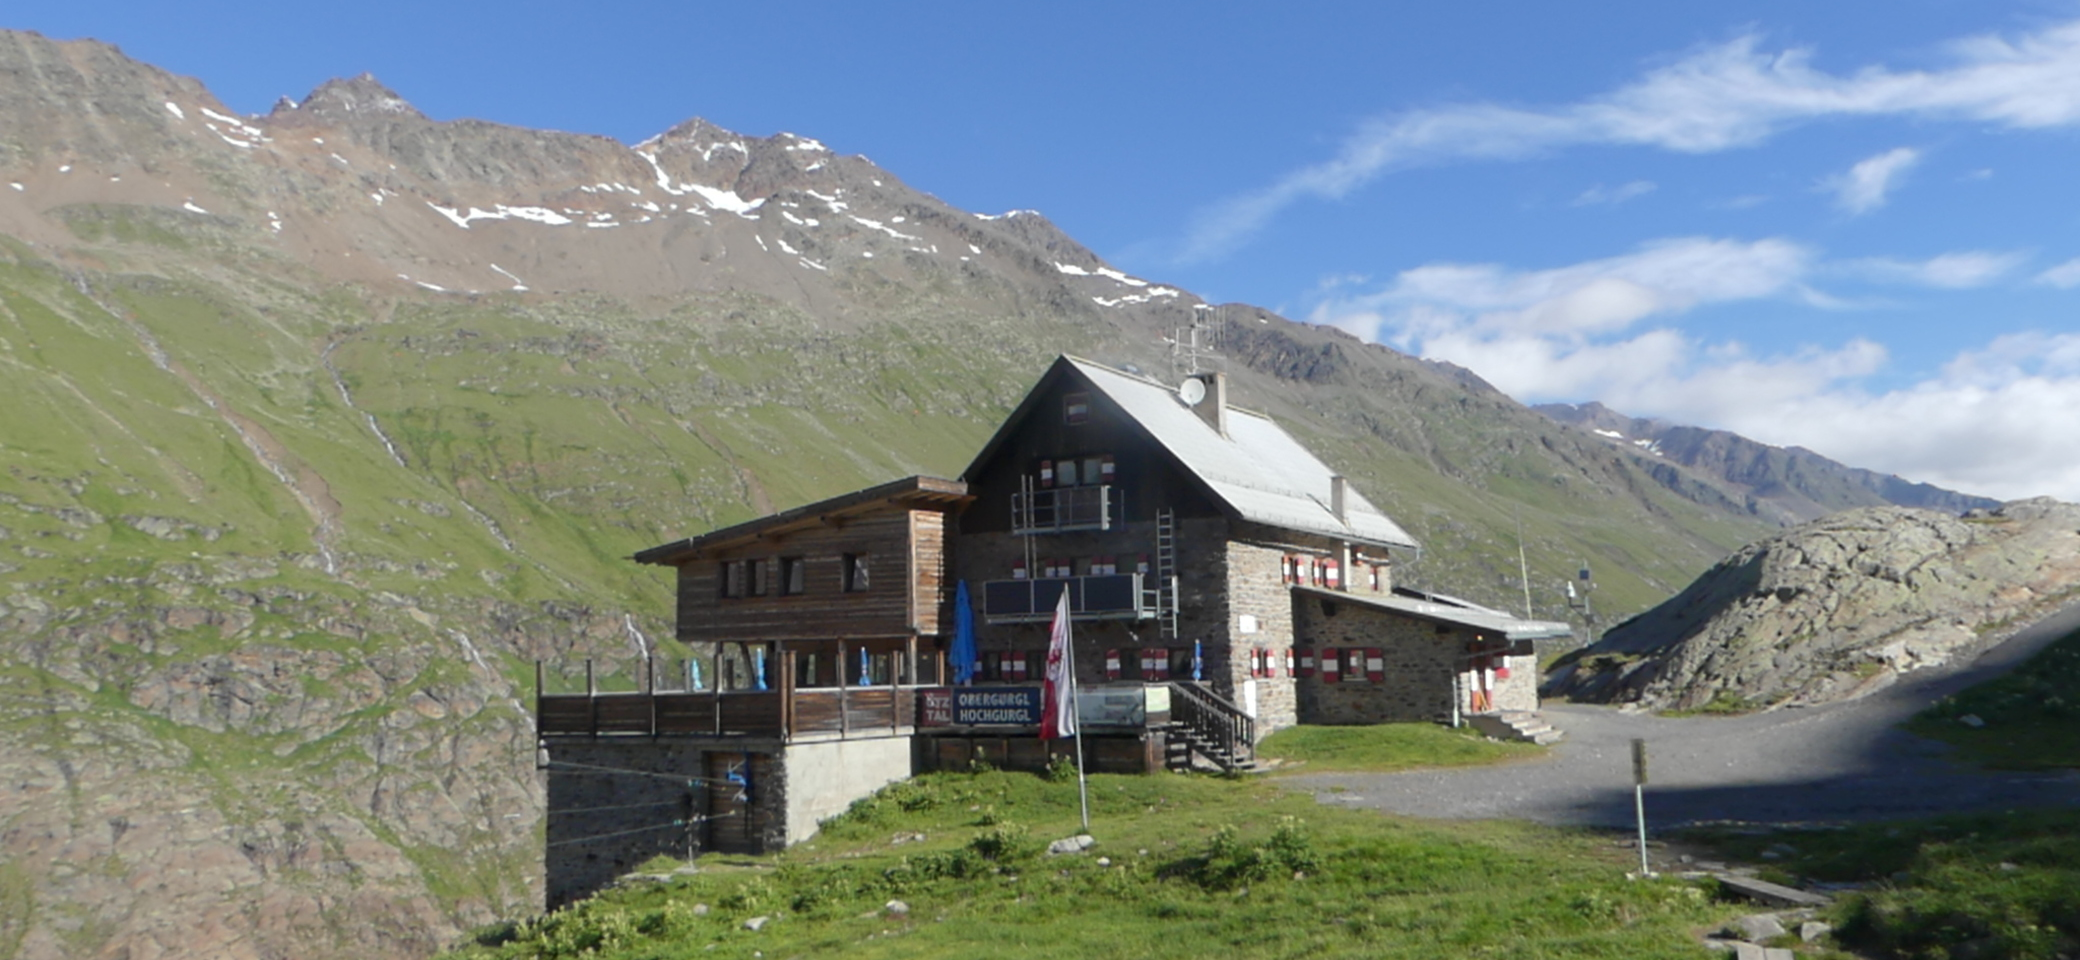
[1845,250,2026,288]
[1825,147,1921,214]
[2036,257,2080,287]
[1573,180,1658,206]
[1310,242,2080,501]
[1184,20,2080,260]
[1332,237,1815,341]
[1712,334,2080,501]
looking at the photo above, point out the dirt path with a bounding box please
[1286,601,2080,828]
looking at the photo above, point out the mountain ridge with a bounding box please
[0,28,1983,960]
[1535,400,1998,524]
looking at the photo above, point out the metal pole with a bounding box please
[1515,506,1533,619]
[1634,785,1650,875]
[1631,738,1651,877]
[1068,624,1090,833]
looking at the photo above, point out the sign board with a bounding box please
[919,685,1169,728]
[919,689,954,727]
[1075,686,1149,728]
[1631,737,1648,786]
[916,687,1043,726]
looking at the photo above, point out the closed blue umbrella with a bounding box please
[860,645,873,685]
[752,647,768,690]
[687,657,704,692]
[1192,639,1203,682]
[952,580,978,686]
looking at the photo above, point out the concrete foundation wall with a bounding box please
[780,737,916,844]
[543,733,917,908]
[543,740,710,909]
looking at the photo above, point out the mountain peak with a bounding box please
[288,72,423,121]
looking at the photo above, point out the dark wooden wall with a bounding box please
[674,506,953,644]
[961,369,1223,536]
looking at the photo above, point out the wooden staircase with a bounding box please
[1162,681,1257,773]
[1467,710,1564,745]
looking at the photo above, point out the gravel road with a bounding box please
[1287,601,2080,828]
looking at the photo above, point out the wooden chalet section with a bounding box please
[636,476,970,651]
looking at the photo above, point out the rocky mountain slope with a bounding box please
[0,28,1965,960]
[1536,401,1999,524]
[1547,499,2080,711]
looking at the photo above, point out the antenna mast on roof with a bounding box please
[1167,303,1228,381]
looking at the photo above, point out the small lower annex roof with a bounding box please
[633,475,970,565]
[1292,585,1574,641]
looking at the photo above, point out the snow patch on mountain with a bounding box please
[428,202,575,229]
[687,184,763,217]
[849,215,919,241]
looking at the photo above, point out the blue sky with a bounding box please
[12,1,2080,501]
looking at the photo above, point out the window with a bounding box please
[1063,392,1091,425]
[720,560,747,598]
[748,558,768,596]
[843,553,870,592]
[780,557,806,595]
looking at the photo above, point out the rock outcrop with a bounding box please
[1547,499,2080,710]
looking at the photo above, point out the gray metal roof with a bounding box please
[1068,358,1418,550]
[1293,585,1574,641]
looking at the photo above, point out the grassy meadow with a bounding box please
[451,768,1735,960]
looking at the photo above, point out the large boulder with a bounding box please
[1547,499,2080,710]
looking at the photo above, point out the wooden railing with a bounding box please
[1010,484,1118,534]
[1167,681,1255,770]
[536,680,916,741]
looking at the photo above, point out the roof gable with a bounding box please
[634,475,968,564]
[964,355,1417,550]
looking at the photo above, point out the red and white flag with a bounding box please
[1040,588,1077,739]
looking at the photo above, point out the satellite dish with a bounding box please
[1178,377,1207,407]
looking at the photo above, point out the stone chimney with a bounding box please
[1191,372,1229,438]
[1330,475,1348,524]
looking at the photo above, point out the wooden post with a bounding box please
[838,640,850,739]
[585,659,597,737]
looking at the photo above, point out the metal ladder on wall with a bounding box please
[1156,508,1179,639]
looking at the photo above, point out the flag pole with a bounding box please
[1067,619,1090,832]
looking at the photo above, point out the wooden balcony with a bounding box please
[535,657,923,742]
[980,572,1168,624]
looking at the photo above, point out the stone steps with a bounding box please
[1467,710,1565,745]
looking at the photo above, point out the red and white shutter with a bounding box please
[1365,647,1385,683]
[1321,651,1341,683]
[1104,649,1121,680]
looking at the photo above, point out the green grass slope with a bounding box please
[449,770,1736,960]
[0,201,1783,959]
